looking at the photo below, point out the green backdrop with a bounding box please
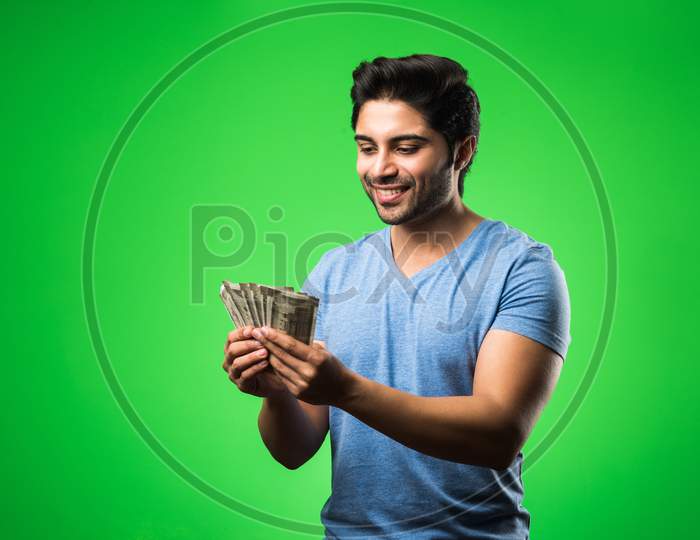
[5,1,696,538]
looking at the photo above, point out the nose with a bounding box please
[368,148,398,180]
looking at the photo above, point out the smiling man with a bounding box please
[223,54,571,539]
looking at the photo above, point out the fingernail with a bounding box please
[258,348,267,357]
[243,327,252,337]
[252,329,262,339]
[261,326,270,336]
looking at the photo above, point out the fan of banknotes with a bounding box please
[219,281,319,345]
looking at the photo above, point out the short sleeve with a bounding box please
[300,254,328,343]
[490,245,572,360]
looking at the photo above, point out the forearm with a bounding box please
[338,373,518,469]
[257,391,321,469]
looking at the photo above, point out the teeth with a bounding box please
[378,188,406,195]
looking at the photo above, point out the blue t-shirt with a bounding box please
[301,218,572,539]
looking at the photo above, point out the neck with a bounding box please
[390,196,484,258]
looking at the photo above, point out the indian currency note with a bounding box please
[223,281,254,326]
[250,283,265,327]
[270,288,319,345]
[239,282,262,326]
[221,281,318,341]
[219,283,244,328]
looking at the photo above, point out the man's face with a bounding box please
[354,99,458,226]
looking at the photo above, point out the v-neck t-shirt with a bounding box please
[301,218,572,539]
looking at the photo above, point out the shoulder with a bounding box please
[480,219,557,261]
[476,219,566,282]
[479,218,569,306]
[485,219,572,358]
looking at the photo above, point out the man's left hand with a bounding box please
[251,326,356,407]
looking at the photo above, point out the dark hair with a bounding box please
[350,54,481,197]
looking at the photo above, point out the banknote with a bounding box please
[221,282,253,326]
[220,280,318,345]
[219,283,244,328]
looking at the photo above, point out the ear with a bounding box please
[455,135,476,170]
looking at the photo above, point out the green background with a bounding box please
[4,1,696,538]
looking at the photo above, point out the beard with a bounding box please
[363,158,455,226]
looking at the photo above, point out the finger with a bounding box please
[223,339,264,373]
[254,327,316,362]
[225,338,265,363]
[231,347,269,378]
[264,356,300,394]
[226,326,248,348]
[229,365,256,392]
[256,334,312,376]
[269,362,300,394]
[268,353,305,388]
[225,325,256,350]
[312,340,327,350]
[238,359,269,382]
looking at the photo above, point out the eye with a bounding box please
[358,146,419,154]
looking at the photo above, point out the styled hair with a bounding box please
[350,54,481,197]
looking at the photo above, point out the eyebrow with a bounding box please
[354,133,431,144]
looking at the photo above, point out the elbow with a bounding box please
[273,449,314,470]
[490,424,526,471]
[259,435,308,470]
[266,450,308,471]
[490,448,519,471]
[281,458,306,470]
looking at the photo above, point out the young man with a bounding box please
[222,54,571,539]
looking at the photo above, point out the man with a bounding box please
[222,54,571,539]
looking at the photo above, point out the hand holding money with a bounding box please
[220,280,320,398]
[222,326,288,398]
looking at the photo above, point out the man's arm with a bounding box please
[257,326,562,470]
[338,328,563,469]
[258,393,328,470]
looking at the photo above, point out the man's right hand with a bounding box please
[222,326,289,398]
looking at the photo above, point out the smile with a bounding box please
[373,185,411,205]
